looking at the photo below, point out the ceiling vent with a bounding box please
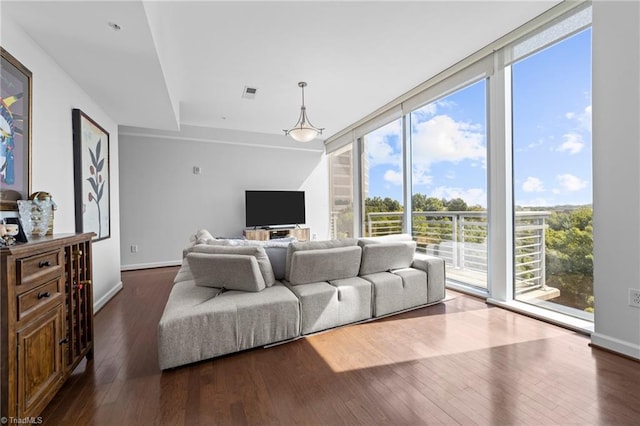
[242,86,258,100]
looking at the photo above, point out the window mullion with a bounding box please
[402,114,412,235]
[487,50,514,302]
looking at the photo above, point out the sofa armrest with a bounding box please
[411,253,446,303]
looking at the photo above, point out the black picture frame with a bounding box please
[72,109,110,242]
[4,217,28,243]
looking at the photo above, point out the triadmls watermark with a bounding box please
[0,417,43,425]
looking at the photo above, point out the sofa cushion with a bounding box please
[189,244,276,287]
[360,272,405,316]
[287,282,339,334]
[285,238,358,281]
[412,253,447,303]
[221,284,301,351]
[288,245,362,285]
[185,253,266,292]
[174,262,193,284]
[158,281,299,369]
[358,240,417,275]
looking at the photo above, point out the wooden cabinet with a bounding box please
[16,304,64,416]
[1,233,94,419]
[243,227,310,242]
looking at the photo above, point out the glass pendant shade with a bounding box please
[284,82,323,142]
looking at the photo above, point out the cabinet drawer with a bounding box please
[16,249,63,289]
[17,278,63,322]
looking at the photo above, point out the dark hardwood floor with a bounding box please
[40,266,640,425]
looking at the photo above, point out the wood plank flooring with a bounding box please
[40,266,640,425]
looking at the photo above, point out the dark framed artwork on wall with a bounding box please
[0,47,32,211]
[72,108,110,241]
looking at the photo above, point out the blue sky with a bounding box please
[365,28,592,209]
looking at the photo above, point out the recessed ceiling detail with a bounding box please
[2,1,563,136]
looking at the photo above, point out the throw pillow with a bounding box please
[186,253,266,292]
[195,229,215,244]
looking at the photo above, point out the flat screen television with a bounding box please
[245,190,306,228]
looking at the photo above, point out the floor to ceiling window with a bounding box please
[361,118,403,237]
[325,2,592,327]
[410,80,488,289]
[511,27,593,319]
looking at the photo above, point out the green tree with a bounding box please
[413,194,445,211]
[445,198,468,212]
[545,207,593,311]
[364,197,402,236]
[365,196,402,213]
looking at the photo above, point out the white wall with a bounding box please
[1,18,122,311]
[118,125,328,269]
[591,1,640,359]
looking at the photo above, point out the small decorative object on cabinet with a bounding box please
[17,199,53,237]
[243,226,310,241]
[0,233,94,419]
[29,192,57,235]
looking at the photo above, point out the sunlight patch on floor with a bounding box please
[304,304,574,373]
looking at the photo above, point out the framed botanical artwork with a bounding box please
[0,47,32,211]
[72,108,110,241]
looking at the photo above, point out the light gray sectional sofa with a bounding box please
[158,231,446,370]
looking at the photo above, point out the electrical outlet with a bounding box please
[629,288,640,308]
[130,245,139,253]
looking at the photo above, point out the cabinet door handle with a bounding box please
[37,291,51,299]
[39,260,51,268]
[59,338,69,345]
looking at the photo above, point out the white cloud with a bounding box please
[383,169,403,186]
[557,174,587,191]
[566,105,592,134]
[412,114,486,171]
[528,139,544,149]
[365,120,402,168]
[412,165,433,186]
[431,186,487,207]
[420,103,438,116]
[522,177,544,193]
[413,100,455,119]
[557,133,584,154]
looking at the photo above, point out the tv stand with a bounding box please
[244,226,310,242]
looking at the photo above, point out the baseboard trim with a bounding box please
[94,281,123,313]
[121,260,181,271]
[590,332,640,361]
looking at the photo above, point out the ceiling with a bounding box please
[2,1,561,140]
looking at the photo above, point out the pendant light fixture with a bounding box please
[284,81,324,142]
